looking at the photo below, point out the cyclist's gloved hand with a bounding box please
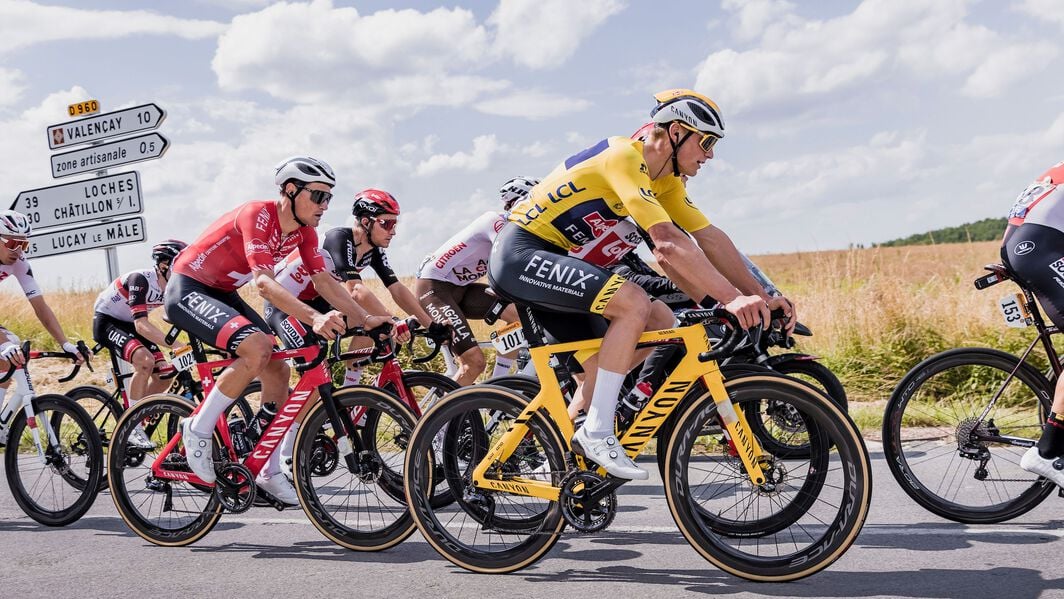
[0,342,25,367]
[766,295,797,335]
[62,341,87,365]
[313,310,347,338]
[390,316,412,344]
[427,321,452,344]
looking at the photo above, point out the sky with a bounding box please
[2,0,1064,290]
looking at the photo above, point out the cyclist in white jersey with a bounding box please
[413,177,533,385]
[92,240,189,447]
[0,210,88,445]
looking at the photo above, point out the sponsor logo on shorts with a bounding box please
[522,255,600,290]
[590,274,625,314]
[1015,241,1036,256]
[182,291,228,324]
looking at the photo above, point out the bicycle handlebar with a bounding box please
[405,324,447,364]
[0,340,88,383]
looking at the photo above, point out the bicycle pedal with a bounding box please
[1058,487,1064,499]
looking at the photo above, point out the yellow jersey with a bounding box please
[509,136,710,250]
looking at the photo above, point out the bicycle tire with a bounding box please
[108,393,223,546]
[5,394,103,526]
[882,348,1053,523]
[405,385,566,573]
[665,375,871,581]
[482,374,540,400]
[294,386,419,551]
[65,385,122,492]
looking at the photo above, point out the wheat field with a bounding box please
[0,241,1046,429]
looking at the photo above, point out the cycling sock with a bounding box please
[1038,412,1064,458]
[583,368,625,437]
[343,366,364,386]
[492,355,514,378]
[267,423,298,477]
[190,387,237,438]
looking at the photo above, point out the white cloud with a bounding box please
[1015,0,1064,29]
[476,90,591,119]
[696,0,1060,116]
[0,0,225,55]
[0,68,27,108]
[489,0,626,69]
[721,0,798,41]
[415,135,502,177]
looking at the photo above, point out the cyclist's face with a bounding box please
[294,182,332,227]
[0,236,27,265]
[370,215,398,247]
[671,123,715,179]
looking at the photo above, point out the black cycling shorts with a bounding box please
[264,297,329,350]
[1002,223,1064,329]
[92,313,164,364]
[488,224,626,316]
[163,273,269,354]
[414,279,496,354]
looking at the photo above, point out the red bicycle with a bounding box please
[107,326,420,550]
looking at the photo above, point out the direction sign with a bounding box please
[11,171,143,230]
[48,103,165,150]
[50,133,168,179]
[27,216,146,259]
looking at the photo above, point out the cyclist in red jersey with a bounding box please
[163,156,392,504]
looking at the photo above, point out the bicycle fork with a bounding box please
[1,369,61,461]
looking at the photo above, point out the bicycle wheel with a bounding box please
[482,374,540,399]
[772,359,848,411]
[294,386,418,551]
[108,393,223,546]
[882,348,1053,523]
[5,394,103,526]
[665,375,871,581]
[405,385,566,573]
[65,385,121,491]
[389,371,461,508]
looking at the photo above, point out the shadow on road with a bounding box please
[856,522,1064,551]
[187,538,443,563]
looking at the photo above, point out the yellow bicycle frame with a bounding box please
[471,323,767,500]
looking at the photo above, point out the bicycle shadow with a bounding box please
[187,538,443,563]
[856,521,1064,551]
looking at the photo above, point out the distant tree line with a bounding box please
[874,217,1006,247]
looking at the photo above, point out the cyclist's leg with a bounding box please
[93,314,154,401]
[146,351,174,396]
[459,282,519,378]
[1004,224,1064,481]
[0,326,20,429]
[417,278,484,385]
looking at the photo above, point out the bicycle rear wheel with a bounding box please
[882,348,1053,523]
[405,385,566,573]
[108,394,222,546]
[665,375,871,581]
[5,394,103,526]
[294,386,418,551]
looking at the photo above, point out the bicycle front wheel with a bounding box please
[665,375,871,581]
[882,348,1053,523]
[5,394,103,526]
[294,386,418,551]
[405,385,566,573]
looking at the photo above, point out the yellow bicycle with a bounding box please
[404,308,871,581]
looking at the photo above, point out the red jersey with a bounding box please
[173,200,326,292]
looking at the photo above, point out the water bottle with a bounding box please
[229,418,251,457]
[617,381,653,430]
[245,402,277,444]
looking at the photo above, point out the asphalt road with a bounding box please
[2,442,1063,599]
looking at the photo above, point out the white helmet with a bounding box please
[500,176,540,210]
[0,210,32,237]
[650,89,725,139]
[273,156,336,188]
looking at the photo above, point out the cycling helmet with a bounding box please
[0,210,32,237]
[499,176,540,211]
[352,189,400,218]
[152,239,187,264]
[650,89,725,138]
[273,156,336,188]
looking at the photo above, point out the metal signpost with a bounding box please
[17,100,168,281]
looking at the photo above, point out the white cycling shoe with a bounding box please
[128,424,155,450]
[571,427,648,480]
[1020,446,1064,487]
[180,419,216,484]
[256,471,299,506]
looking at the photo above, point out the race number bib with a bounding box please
[168,345,197,372]
[999,294,1031,328]
[490,321,528,353]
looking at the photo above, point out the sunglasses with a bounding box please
[676,122,720,153]
[294,185,333,205]
[373,217,398,231]
[0,237,29,252]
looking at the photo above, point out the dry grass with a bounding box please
[0,242,1044,416]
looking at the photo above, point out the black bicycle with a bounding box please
[883,262,1056,523]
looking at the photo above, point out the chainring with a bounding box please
[560,470,617,533]
[214,462,256,513]
[310,433,339,476]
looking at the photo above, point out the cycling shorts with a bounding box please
[1002,223,1064,329]
[264,297,330,350]
[92,313,168,368]
[163,273,269,354]
[414,279,496,354]
[488,224,626,316]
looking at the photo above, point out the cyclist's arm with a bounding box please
[691,225,769,299]
[134,310,176,349]
[647,222,739,303]
[125,272,175,348]
[28,295,73,348]
[386,281,433,328]
[312,272,375,327]
[254,268,324,326]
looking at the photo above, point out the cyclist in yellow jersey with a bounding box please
[489,89,792,480]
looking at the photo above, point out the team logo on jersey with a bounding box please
[1015,241,1036,256]
[582,212,619,238]
[188,253,208,271]
[1050,257,1064,277]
